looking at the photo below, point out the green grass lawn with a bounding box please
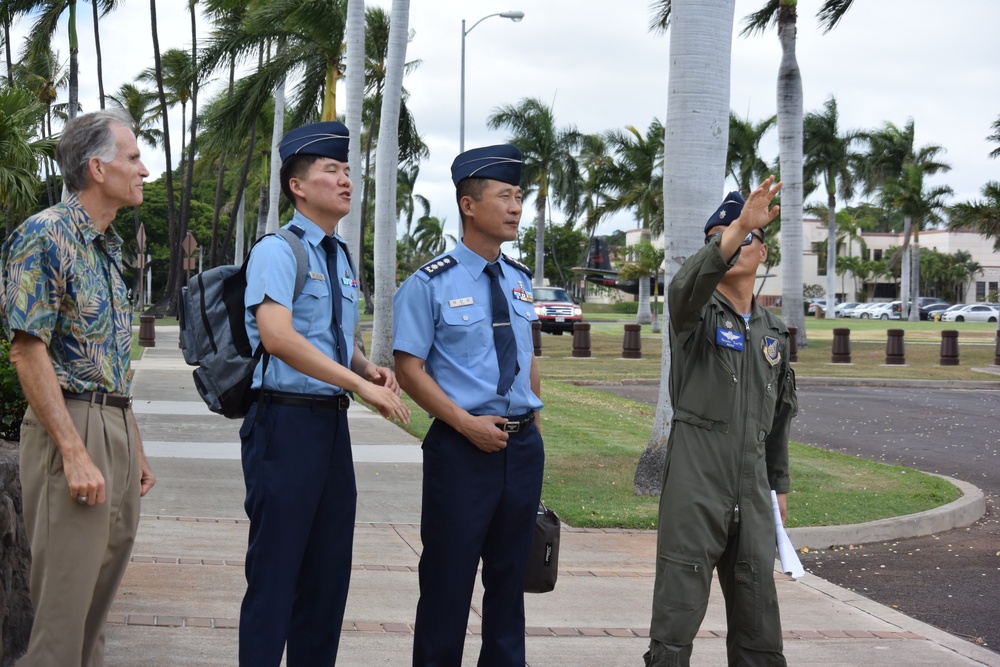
[398,380,960,530]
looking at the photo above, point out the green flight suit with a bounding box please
[646,236,797,667]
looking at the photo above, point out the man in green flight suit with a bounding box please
[645,176,796,667]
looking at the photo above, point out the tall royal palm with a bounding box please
[861,119,949,318]
[370,0,409,366]
[603,119,664,324]
[882,162,952,321]
[803,95,863,318]
[638,0,736,495]
[740,0,857,347]
[487,97,581,285]
[13,41,65,205]
[340,0,365,253]
[988,115,1000,159]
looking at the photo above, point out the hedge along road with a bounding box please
[589,381,1000,654]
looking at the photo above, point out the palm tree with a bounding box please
[138,49,194,164]
[412,214,453,258]
[988,115,1000,159]
[0,86,55,233]
[861,119,950,318]
[569,132,615,236]
[950,181,1000,250]
[727,111,776,197]
[370,0,409,367]
[737,0,857,346]
[803,95,863,318]
[340,0,365,254]
[487,97,582,285]
[602,119,664,324]
[13,40,65,205]
[882,162,953,321]
[636,0,736,496]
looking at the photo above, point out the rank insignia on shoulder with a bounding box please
[419,255,458,278]
[762,335,781,366]
[500,253,533,278]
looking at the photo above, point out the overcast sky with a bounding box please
[12,0,999,244]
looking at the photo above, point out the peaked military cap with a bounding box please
[451,144,522,186]
[279,121,350,163]
[704,191,745,235]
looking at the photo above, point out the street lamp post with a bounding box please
[460,10,524,154]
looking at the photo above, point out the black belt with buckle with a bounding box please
[258,391,350,411]
[498,412,535,433]
[62,390,132,409]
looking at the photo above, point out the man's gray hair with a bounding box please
[56,109,133,194]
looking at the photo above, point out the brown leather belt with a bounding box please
[497,412,536,433]
[62,390,132,409]
[258,391,350,411]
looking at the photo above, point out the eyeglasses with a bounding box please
[704,231,765,246]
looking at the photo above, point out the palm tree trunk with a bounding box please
[148,0,179,316]
[777,1,806,346]
[2,13,12,86]
[266,39,287,234]
[222,116,258,260]
[178,5,199,277]
[899,216,912,318]
[533,191,546,286]
[210,60,237,267]
[371,0,410,367]
[67,0,78,120]
[909,225,921,322]
[633,0,735,496]
[340,0,366,253]
[91,0,105,109]
[825,188,837,318]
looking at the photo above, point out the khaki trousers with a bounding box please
[18,398,141,667]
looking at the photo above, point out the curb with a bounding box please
[788,475,986,550]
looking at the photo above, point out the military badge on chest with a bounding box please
[762,335,781,366]
[715,324,744,351]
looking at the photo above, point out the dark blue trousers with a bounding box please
[412,419,545,667]
[238,401,357,666]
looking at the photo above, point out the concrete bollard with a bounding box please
[622,324,642,359]
[885,329,905,365]
[788,327,798,363]
[572,322,591,358]
[994,331,1000,366]
[940,330,960,366]
[532,321,542,357]
[831,328,851,363]
[138,314,156,348]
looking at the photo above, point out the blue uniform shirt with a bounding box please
[393,241,543,417]
[245,212,358,394]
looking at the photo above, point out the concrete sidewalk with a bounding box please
[105,326,1000,666]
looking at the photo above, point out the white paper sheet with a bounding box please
[771,490,805,579]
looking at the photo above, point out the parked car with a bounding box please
[807,298,839,316]
[867,301,902,320]
[918,302,951,321]
[940,303,1000,323]
[847,302,881,318]
[833,301,862,317]
[532,286,583,333]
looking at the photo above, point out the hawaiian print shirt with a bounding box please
[0,193,133,395]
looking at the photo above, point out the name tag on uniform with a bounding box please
[449,296,474,308]
[716,327,744,351]
[308,271,326,282]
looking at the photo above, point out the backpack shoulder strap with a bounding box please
[276,226,309,300]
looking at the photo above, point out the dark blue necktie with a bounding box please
[321,236,349,366]
[484,262,518,396]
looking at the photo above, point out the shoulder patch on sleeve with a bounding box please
[419,255,459,278]
[500,253,532,279]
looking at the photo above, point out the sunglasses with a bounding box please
[705,231,765,246]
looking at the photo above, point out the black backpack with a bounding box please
[178,228,308,418]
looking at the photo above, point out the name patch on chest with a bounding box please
[716,327,745,351]
[448,296,474,308]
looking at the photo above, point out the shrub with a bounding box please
[611,301,639,314]
[0,330,27,441]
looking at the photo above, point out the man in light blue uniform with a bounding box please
[394,144,544,667]
[239,120,409,667]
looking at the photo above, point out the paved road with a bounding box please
[588,382,1000,653]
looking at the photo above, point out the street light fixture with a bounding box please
[460,10,525,154]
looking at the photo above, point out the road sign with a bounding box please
[182,232,198,255]
[137,223,146,251]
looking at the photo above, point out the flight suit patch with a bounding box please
[716,327,744,351]
[762,335,781,366]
